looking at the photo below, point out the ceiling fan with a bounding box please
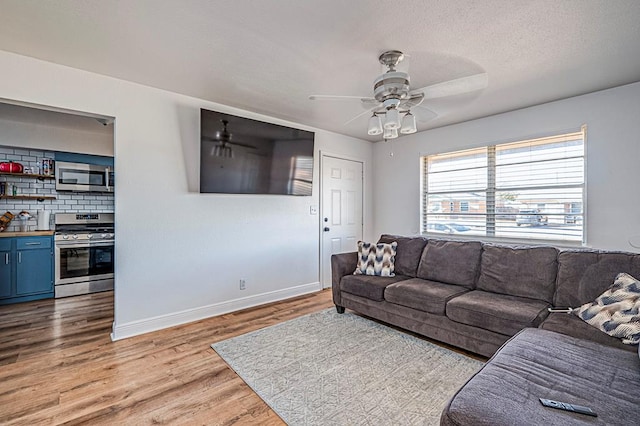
[309,50,488,139]
[202,119,257,158]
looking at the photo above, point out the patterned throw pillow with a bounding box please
[573,272,640,344]
[353,241,397,277]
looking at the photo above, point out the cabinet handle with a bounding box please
[105,167,110,192]
[25,242,41,246]
[18,252,21,264]
[4,253,8,265]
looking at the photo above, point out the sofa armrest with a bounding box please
[331,251,357,307]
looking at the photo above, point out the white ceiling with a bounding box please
[1,0,639,142]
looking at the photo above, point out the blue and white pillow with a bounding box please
[573,272,640,345]
[353,241,397,277]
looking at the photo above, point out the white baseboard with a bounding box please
[110,281,321,341]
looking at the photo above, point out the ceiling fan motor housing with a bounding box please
[216,119,231,143]
[373,71,410,103]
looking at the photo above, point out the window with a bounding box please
[421,129,585,243]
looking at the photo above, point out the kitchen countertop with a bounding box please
[0,230,55,238]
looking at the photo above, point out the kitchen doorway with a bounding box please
[0,99,115,331]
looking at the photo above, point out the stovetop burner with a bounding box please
[54,212,114,241]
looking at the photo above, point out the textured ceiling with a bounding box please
[1,0,639,141]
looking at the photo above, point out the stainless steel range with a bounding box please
[54,213,114,298]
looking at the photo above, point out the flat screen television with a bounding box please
[200,108,315,195]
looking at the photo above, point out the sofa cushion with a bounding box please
[540,313,637,352]
[416,239,482,288]
[340,274,409,302]
[353,241,397,277]
[378,234,427,277]
[573,272,640,344]
[477,244,558,303]
[384,278,470,315]
[554,249,640,308]
[440,328,640,426]
[446,290,550,336]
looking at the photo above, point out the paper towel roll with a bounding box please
[36,210,51,231]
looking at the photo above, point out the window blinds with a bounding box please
[422,129,585,243]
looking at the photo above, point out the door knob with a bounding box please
[323,227,330,232]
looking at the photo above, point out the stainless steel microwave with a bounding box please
[55,161,114,193]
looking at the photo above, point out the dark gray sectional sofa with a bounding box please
[331,235,640,425]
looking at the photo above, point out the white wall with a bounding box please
[0,117,113,156]
[0,51,373,339]
[373,81,640,252]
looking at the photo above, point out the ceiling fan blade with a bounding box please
[202,136,257,150]
[411,105,438,123]
[411,72,488,100]
[309,95,380,111]
[343,106,380,126]
[309,95,375,102]
[399,93,425,110]
[228,141,257,149]
[360,98,379,105]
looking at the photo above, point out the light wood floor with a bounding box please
[0,289,333,425]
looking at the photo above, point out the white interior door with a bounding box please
[321,155,363,288]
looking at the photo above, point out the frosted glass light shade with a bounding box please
[384,107,401,129]
[383,126,398,139]
[400,112,417,134]
[367,114,383,135]
[211,144,233,158]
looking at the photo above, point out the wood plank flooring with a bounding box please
[0,289,333,425]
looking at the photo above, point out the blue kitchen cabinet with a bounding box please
[16,237,53,296]
[0,239,11,298]
[0,236,54,304]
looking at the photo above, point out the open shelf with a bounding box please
[0,195,56,202]
[0,172,55,181]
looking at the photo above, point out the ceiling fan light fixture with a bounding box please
[383,126,398,139]
[212,144,233,158]
[384,107,401,129]
[400,112,417,134]
[367,114,383,135]
[224,146,234,158]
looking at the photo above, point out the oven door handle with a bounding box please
[55,241,114,248]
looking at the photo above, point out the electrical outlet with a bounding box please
[239,279,246,290]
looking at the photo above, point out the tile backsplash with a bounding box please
[0,146,114,232]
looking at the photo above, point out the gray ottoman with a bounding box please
[440,328,640,425]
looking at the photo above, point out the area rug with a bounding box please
[211,309,484,425]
